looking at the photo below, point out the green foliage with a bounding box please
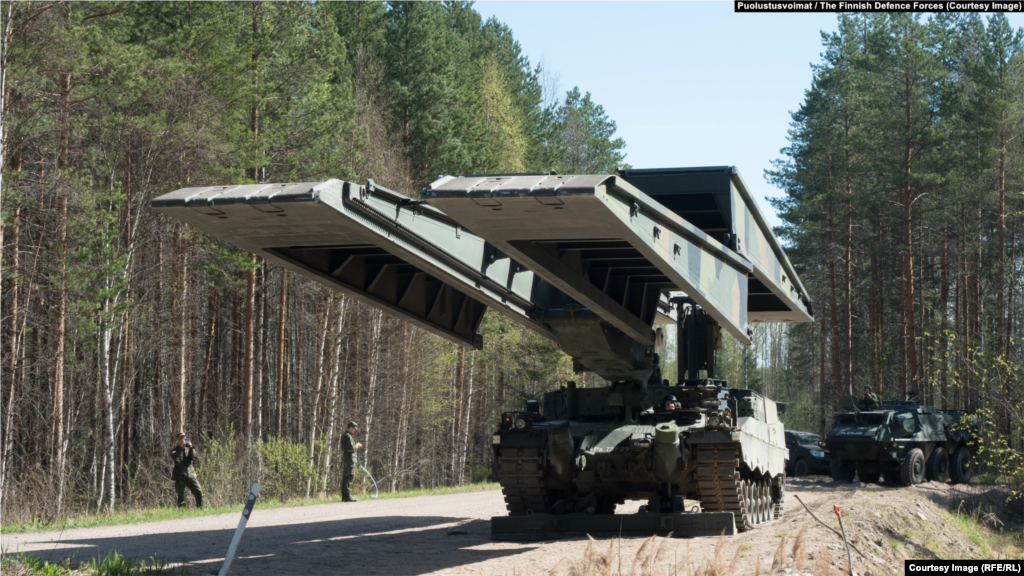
[767,13,1024,457]
[196,427,247,510]
[479,56,527,173]
[66,185,131,348]
[1,0,630,526]
[1,552,187,576]
[255,436,317,502]
[539,87,627,174]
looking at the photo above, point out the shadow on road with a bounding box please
[3,514,536,575]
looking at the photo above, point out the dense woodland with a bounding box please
[0,4,1022,524]
[766,13,1024,486]
[0,1,630,522]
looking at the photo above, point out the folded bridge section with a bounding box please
[152,167,812,383]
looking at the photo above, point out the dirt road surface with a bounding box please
[1,478,1003,575]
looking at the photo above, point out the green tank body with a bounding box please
[493,375,788,531]
[825,395,978,486]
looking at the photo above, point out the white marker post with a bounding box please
[218,483,260,576]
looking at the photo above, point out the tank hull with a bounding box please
[493,382,787,534]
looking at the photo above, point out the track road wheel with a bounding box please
[793,459,809,477]
[761,479,771,523]
[900,448,926,486]
[949,447,974,484]
[772,475,785,520]
[830,458,856,482]
[743,480,758,526]
[926,447,950,483]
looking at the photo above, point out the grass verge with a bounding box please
[0,550,191,576]
[2,481,499,534]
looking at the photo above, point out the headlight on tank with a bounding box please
[514,417,528,431]
[708,413,721,428]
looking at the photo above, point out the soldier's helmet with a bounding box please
[864,385,872,392]
[652,353,660,365]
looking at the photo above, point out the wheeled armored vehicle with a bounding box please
[153,166,814,537]
[825,396,978,486]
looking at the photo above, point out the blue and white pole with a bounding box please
[218,483,260,576]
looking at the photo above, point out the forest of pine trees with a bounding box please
[0,1,628,522]
[765,13,1024,487]
[1,5,1022,525]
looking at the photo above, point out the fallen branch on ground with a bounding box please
[793,495,869,561]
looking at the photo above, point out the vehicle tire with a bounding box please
[793,459,809,477]
[859,470,881,483]
[830,458,856,482]
[949,446,974,484]
[899,448,926,486]
[926,447,950,483]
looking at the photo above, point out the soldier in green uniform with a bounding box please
[341,422,362,502]
[858,385,880,410]
[170,432,203,509]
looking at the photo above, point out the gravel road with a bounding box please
[2,478,976,575]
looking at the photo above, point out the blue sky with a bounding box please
[474,2,1024,228]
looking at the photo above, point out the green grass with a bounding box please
[1,551,190,576]
[2,481,499,534]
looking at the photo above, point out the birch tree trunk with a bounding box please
[1,207,19,500]
[362,310,383,466]
[322,304,349,494]
[243,253,256,444]
[458,351,476,485]
[175,230,188,433]
[306,293,337,497]
[276,269,288,436]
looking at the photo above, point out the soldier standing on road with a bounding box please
[341,422,363,503]
[170,432,203,509]
[858,385,880,410]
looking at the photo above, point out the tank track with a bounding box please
[497,445,549,515]
[694,443,783,532]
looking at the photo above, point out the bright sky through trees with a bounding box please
[475,1,1024,228]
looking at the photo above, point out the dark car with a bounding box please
[785,430,831,476]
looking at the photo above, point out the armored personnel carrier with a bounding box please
[153,166,813,538]
[825,396,978,486]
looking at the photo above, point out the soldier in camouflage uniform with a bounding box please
[858,385,880,410]
[171,432,203,509]
[341,422,362,502]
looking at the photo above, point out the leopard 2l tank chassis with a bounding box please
[153,166,812,539]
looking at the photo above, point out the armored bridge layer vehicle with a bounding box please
[153,166,813,538]
[825,396,978,486]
